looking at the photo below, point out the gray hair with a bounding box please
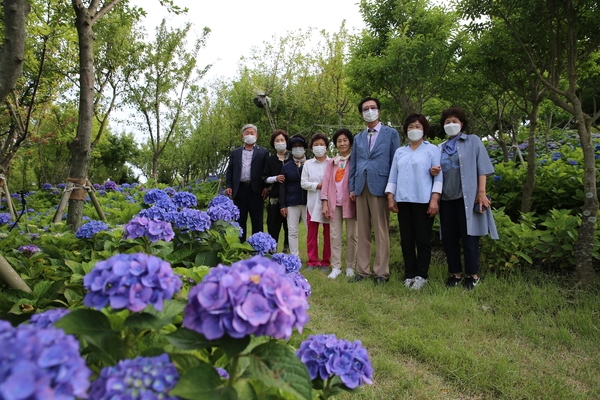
[241,124,258,134]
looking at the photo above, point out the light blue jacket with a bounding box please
[439,133,499,239]
[350,124,400,197]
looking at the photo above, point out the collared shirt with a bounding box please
[367,122,382,152]
[385,141,443,204]
[240,145,254,182]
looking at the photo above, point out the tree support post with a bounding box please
[0,174,17,219]
[53,178,106,223]
[0,254,31,293]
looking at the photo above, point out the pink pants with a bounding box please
[306,210,331,266]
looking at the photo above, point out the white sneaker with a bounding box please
[328,268,342,279]
[346,268,355,277]
[404,278,414,288]
[411,276,428,290]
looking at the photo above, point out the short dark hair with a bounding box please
[332,128,353,147]
[403,114,430,138]
[358,97,381,114]
[309,132,329,147]
[270,129,289,149]
[440,107,469,132]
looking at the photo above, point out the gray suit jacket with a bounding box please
[349,125,401,197]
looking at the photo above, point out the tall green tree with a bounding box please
[460,0,600,282]
[0,0,30,105]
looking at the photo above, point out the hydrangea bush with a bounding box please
[75,220,109,239]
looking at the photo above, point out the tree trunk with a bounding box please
[0,0,30,104]
[520,101,540,213]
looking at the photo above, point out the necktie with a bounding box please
[368,129,374,152]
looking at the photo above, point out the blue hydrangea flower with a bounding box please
[83,253,182,312]
[98,189,106,196]
[123,216,175,242]
[121,183,131,188]
[296,334,374,389]
[154,198,178,212]
[138,206,170,221]
[18,244,42,256]
[493,175,501,182]
[57,183,66,189]
[169,209,211,232]
[41,182,53,190]
[271,253,302,273]
[286,272,312,297]
[143,189,170,205]
[104,180,118,191]
[164,187,176,196]
[568,159,578,165]
[0,213,13,225]
[551,152,562,161]
[172,191,197,209]
[93,183,101,190]
[75,220,109,239]
[247,232,277,255]
[29,308,70,329]
[183,256,309,340]
[215,367,229,379]
[89,354,179,399]
[206,195,240,222]
[0,320,90,399]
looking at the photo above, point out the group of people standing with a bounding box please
[225,98,498,290]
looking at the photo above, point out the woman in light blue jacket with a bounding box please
[433,107,498,290]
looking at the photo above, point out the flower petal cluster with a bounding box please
[164,187,176,196]
[89,354,179,400]
[154,198,178,212]
[271,253,302,273]
[247,232,277,255]
[0,320,91,399]
[83,253,182,312]
[207,195,240,221]
[183,256,309,340]
[143,189,170,205]
[286,272,312,297]
[172,191,197,209]
[123,216,175,242]
[75,220,109,239]
[104,180,118,191]
[0,213,12,225]
[41,182,53,190]
[169,209,212,232]
[215,367,229,379]
[296,334,374,389]
[138,206,170,221]
[29,308,71,329]
[18,244,42,256]
[57,183,66,189]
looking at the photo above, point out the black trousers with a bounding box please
[234,184,264,242]
[439,199,480,275]
[397,202,434,279]
[266,202,289,249]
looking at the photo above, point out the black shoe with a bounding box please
[282,246,290,253]
[463,276,480,290]
[348,274,366,283]
[445,275,463,287]
[374,276,388,286]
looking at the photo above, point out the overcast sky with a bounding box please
[130,0,365,80]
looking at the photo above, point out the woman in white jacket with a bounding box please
[301,132,331,272]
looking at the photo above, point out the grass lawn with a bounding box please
[270,220,600,399]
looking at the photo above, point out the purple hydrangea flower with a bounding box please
[271,253,302,273]
[123,216,175,242]
[41,182,53,190]
[0,213,13,225]
[172,191,197,209]
[169,209,212,232]
[551,152,562,161]
[93,183,101,190]
[98,189,106,196]
[121,183,131,188]
[83,253,182,312]
[154,198,178,212]
[89,354,179,399]
[296,334,374,389]
[57,183,66,189]
[75,220,110,239]
[104,180,118,191]
[143,189,170,205]
[0,320,90,399]
[18,244,42,257]
[164,187,176,196]
[286,272,312,297]
[138,206,170,221]
[183,256,309,340]
[247,232,277,255]
[207,195,240,222]
[493,175,502,182]
[568,159,578,165]
[215,367,229,379]
[29,308,70,329]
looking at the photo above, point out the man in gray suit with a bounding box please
[225,124,269,242]
[349,97,401,285]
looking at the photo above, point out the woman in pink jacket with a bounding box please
[321,128,358,279]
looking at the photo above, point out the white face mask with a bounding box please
[274,143,287,152]
[407,129,423,142]
[291,147,305,158]
[312,145,327,157]
[444,123,461,137]
[362,109,379,123]
[243,134,257,145]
